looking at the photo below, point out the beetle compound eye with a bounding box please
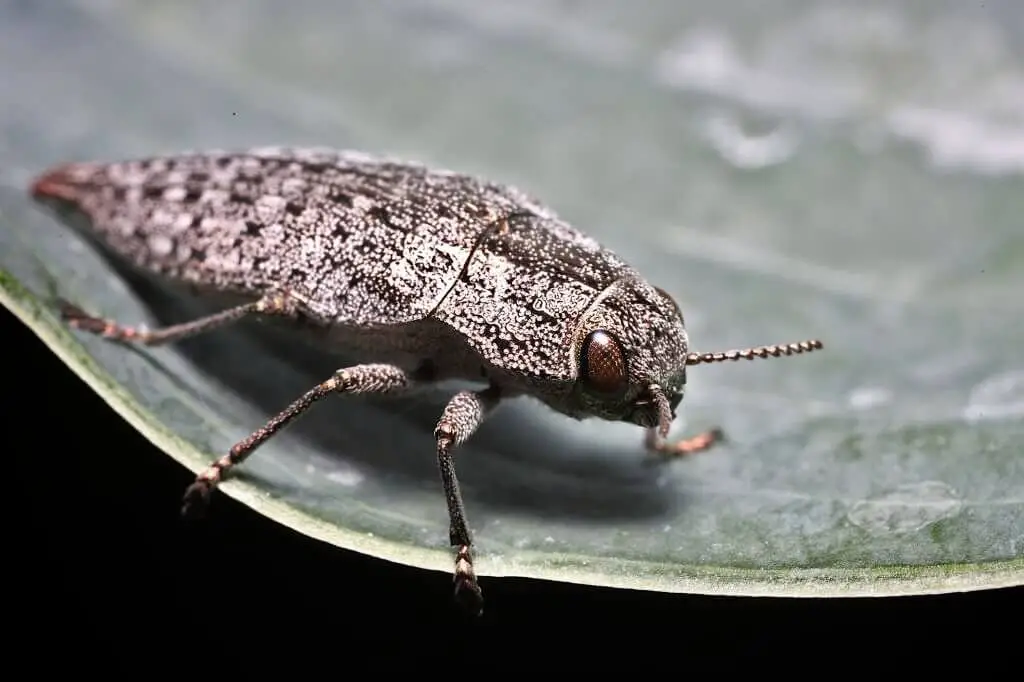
[580,330,628,397]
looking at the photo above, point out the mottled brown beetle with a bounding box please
[30,147,823,614]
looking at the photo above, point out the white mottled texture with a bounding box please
[34,148,691,428]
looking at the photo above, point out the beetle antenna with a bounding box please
[686,339,823,366]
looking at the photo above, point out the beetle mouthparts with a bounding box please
[647,384,673,438]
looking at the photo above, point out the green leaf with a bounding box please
[4,187,1022,597]
[2,1,1021,598]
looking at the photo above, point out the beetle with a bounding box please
[30,147,823,614]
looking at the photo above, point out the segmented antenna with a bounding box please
[686,339,823,366]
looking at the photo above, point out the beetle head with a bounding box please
[559,277,823,438]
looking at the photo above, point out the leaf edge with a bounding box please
[3,265,1021,598]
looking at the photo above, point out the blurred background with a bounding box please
[4,0,1022,665]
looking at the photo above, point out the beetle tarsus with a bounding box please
[453,545,483,616]
[181,479,214,519]
[58,299,128,339]
[646,426,725,458]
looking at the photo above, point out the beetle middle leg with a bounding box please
[181,363,413,516]
[644,426,725,457]
[433,384,502,616]
[58,289,306,346]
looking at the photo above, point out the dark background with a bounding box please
[8,307,1017,668]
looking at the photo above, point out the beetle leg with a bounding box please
[433,385,502,616]
[644,426,725,457]
[57,288,306,347]
[181,363,413,517]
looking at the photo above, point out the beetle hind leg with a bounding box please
[57,289,307,347]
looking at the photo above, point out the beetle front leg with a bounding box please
[644,426,725,457]
[433,385,502,616]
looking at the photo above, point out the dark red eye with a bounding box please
[580,330,628,397]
